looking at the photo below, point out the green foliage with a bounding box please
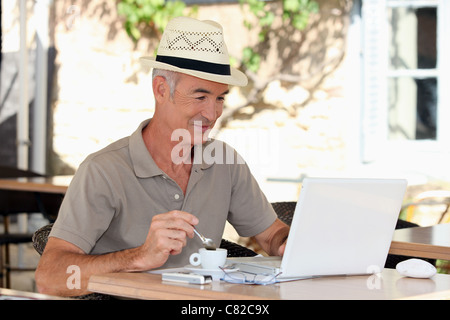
[116,0,318,73]
[283,0,319,30]
[436,259,450,274]
[239,0,319,72]
[117,0,195,41]
[242,47,261,73]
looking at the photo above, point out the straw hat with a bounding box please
[140,16,248,86]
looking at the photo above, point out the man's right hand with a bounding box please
[135,210,199,270]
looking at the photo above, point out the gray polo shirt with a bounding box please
[50,119,276,269]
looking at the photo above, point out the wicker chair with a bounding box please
[271,201,296,226]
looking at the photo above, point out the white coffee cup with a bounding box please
[189,248,227,269]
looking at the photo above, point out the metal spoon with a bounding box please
[193,228,216,250]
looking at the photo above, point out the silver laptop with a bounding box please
[228,177,407,280]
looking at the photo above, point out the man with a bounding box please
[35,17,289,297]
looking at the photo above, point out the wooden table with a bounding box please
[389,223,450,260]
[0,176,71,222]
[88,269,450,300]
[0,176,71,194]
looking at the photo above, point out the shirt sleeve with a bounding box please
[49,156,117,253]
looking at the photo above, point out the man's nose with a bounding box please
[202,100,221,122]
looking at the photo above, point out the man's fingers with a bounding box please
[149,228,186,256]
[152,210,198,238]
[168,210,199,226]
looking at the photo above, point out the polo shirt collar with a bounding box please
[130,119,163,178]
[130,119,213,178]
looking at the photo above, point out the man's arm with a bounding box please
[35,238,137,297]
[253,218,290,256]
[35,210,198,297]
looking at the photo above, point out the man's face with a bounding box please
[167,73,229,144]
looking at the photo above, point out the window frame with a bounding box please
[361,0,450,164]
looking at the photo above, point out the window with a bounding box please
[388,5,437,141]
[361,0,450,163]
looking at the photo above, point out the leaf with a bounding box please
[283,0,300,12]
[242,47,260,73]
[259,11,275,27]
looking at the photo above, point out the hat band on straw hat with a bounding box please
[155,55,231,76]
[140,17,248,86]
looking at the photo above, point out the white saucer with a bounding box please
[184,265,238,281]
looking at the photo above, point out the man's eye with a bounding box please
[195,96,206,101]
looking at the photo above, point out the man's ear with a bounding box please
[152,76,168,103]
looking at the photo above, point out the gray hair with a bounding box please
[152,69,180,98]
